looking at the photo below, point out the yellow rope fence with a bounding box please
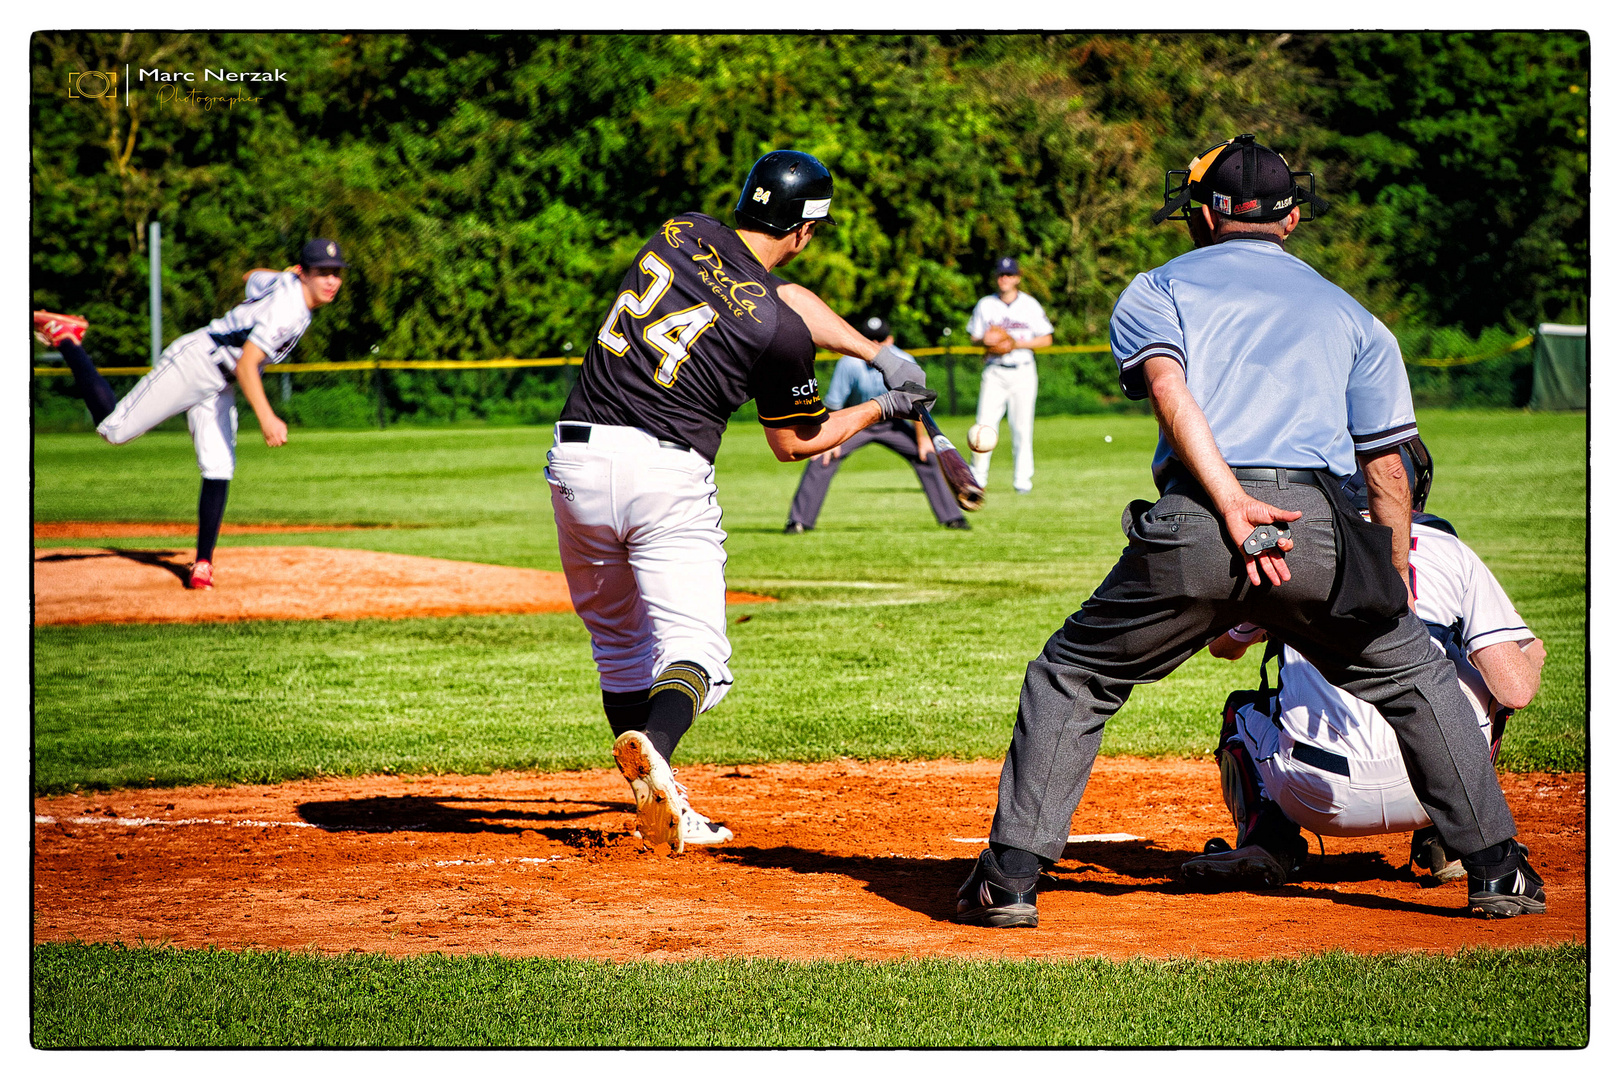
[30,336,1533,378]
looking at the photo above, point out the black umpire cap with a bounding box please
[1152,134,1329,225]
[299,238,349,269]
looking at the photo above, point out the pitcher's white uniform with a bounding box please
[966,290,1051,492]
[96,270,312,479]
[1226,519,1534,837]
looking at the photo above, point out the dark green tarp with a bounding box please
[1529,325,1588,411]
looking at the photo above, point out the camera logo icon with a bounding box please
[68,71,118,99]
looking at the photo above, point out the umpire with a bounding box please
[953,134,1546,928]
[783,316,969,533]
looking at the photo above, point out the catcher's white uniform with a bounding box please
[96,270,312,479]
[966,291,1051,492]
[1227,519,1534,837]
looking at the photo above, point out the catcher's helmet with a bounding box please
[734,151,837,235]
[1345,437,1435,514]
[1152,133,1328,225]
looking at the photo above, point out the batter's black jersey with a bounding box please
[560,212,827,462]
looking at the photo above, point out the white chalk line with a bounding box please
[433,856,566,867]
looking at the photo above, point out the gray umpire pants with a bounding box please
[989,474,1518,863]
[786,418,964,528]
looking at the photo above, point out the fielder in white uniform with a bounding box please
[33,238,346,589]
[1182,462,1546,888]
[550,151,936,855]
[966,256,1053,493]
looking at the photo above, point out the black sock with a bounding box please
[602,689,652,738]
[196,479,230,562]
[642,661,708,762]
[1460,839,1518,878]
[61,341,117,426]
[989,843,1042,880]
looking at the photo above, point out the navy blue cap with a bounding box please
[299,238,348,269]
[994,256,1020,276]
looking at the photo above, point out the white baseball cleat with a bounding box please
[613,730,684,854]
[678,801,733,846]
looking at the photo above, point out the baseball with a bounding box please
[968,423,998,453]
[1105,435,1113,443]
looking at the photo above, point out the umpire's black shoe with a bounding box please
[1467,843,1546,918]
[953,848,1039,928]
[783,522,809,535]
[943,518,972,530]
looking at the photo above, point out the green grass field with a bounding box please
[31,410,1588,1046]
[32,942,1587,1047]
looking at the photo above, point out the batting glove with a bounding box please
[868,344,928,391]
[874,381,938,421]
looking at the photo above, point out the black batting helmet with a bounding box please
[1152,134,1328,225]
[1345,437,1435,514]
[734,151,838,235]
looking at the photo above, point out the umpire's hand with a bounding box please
[1220,495,1302,588]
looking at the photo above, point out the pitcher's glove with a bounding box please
[874,381,938,421]
[983,325,1015,355]
[868,344,928,391]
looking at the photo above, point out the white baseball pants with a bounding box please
[96,332,240,480]
[1233,679,1493,838]
[969,362,1037,492]
[547,423,734,712]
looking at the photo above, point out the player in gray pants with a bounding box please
[954,134,1545,928]
[784,317,967,533]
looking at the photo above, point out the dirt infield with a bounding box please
[31,529,1585,961]
[32,544,773,625]
[33,759,1584,961]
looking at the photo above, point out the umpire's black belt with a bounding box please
[1230,467,1331,488]
[557,422,692,455]
[1162,464,1335,499]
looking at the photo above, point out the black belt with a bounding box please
[1162,463,1336,499]
[1292,742,1351,777]
[218,363,235,382]
[557,423,692,454]
[1229,467,1331,488]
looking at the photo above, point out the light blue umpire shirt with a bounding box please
[824,352,899,411]
[1109,235,1417,488]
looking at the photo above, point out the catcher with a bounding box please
[1181,443,1546,901]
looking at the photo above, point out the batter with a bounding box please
[550,150,935,853]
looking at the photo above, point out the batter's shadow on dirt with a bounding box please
[295,794,628,837]
[35,547,192,584]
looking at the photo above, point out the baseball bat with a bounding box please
[917,406,986,511]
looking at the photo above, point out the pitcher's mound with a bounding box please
[33,546,773,626]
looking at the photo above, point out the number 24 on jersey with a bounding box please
[597,252,719,388]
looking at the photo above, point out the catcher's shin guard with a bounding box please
[1214,705,1265,846]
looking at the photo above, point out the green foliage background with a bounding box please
[31,32,1587,426]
